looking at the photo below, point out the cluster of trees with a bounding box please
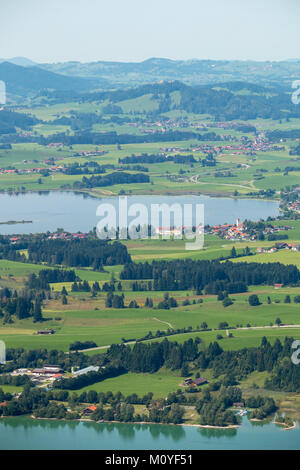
[245,396,277,419]
[90,403,135,423]
[63,162,114,176]
[89,401,184,424]
[0,381,239,426]
[69,341,97,351]
[105,292,125,308]
[119,154,169,165]
[107,338,199,373]
[26,269,78,290]
[290,142,300,156]
[119,153,197,165]
[157,292,178,309]
[0,374,30,386]
[120,259,300,292]
[198,337,299,391]
[267,129,300,142]
[71,280,91,292]
[265,357,300,392]
[267,233,288,241]
[73,171,150,189]
[0,288,43,322]
[0,384,50,417]
[25,239,131,267]
[196,387,241,427]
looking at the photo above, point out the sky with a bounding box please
[0,0,300,63]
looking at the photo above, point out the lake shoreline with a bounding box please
[1,415,300,450]
[0,186,280,202]
[30,414,240,429]
[0,190,281,236]
[274,420,297,430]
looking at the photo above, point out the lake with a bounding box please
[0,191,287,450]
[0,416,299,450]
[0,191,280,235]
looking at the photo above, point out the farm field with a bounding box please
[2,293,300,351]
[0,106,299,198]
[1,79,300,423]
[229,250,300,268]
[71,369,186,398]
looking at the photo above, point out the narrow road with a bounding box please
[152,317,174,329]
[69,324,300,354]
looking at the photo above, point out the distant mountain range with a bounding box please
[40,57,300,89]
[1,57,300,102]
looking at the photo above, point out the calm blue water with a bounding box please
[0,192,279,235]
[0,416,299,450]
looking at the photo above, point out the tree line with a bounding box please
[120,259,300,292]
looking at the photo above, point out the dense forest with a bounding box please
[0,109,38,134]
[0,238,131,268]
[0,287,42,322]
[26,269,78,290]
[119,153,197,165]
[120,259,300,292]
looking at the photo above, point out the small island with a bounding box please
[0,220,32,225]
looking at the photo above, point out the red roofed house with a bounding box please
[82,405,97,416]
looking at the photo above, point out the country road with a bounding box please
[69,324,300,354]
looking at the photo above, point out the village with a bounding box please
[287,199,300,215]
[208,218,294,242]
[9,231,87,245]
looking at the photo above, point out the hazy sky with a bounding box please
[1,0,300,63]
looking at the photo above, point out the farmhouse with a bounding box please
[82,405,97,416]
[183,377,208,387]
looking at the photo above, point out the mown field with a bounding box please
[0,227,299,353]
[1,101,300,197]
[1,286,300,351]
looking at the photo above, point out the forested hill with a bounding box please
[0,109,39,134]
[0,61,97,97]
[64,80,300,121]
